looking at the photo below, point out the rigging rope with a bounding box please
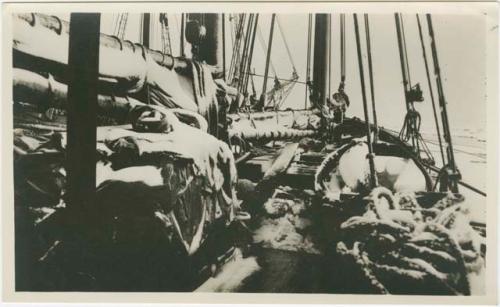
[246,73,307,85]
[151,13,156,50]
[261,14,277,110]
[159,13,173,54]
[242,14,259,97]
[229,14,236,46]
[250,68,257,95]
[228,14,246,85]
[328,14,332,98]
[395,13,411,111]
[422,139,486,160]
[353,13,378,188]
[173,14,181,55]
[276,15,297,72]
[257,24,277,77]
[222,13,227,81]
[399,110,421,143]
[340,14,346,86]
[113,13,128,40]
[227,14,236,78]
[427,13,460,192]
[417,14,446,166]
[263,70,299,110]
[228,14,297,110]
[305,14,313,109]
[330,13,349,123]
[237,14,255,94]
[112,14,119,37]
[399,14,413,88]
[394,13,436,165]
[385,127,485,161]
[364,14,379,142]
[395,13,420,153]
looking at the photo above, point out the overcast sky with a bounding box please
[88,13,487,132]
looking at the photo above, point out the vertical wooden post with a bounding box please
[66,13,100,211]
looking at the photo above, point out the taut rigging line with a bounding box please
[395,13,435,164]
[276,15,297,73]
[228,14,246,84]
[364,14,379,143]
[242,14,259,97]
[305,14,313,109]
[256,23,277,77]
[353,13,378,189]
[426,13,461,193]
[340,14,346,88]
[259,14,277,109]
[237,14,255,94]
[416,13,446,167]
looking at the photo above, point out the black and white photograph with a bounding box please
[2,1,498,304]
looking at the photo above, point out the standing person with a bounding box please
[331,87,350,123]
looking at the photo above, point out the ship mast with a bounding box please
[187,13,225,77]
[141,13,151,48]
[311,14,331,109]
[66,13,100,211]
[180,14,185,57]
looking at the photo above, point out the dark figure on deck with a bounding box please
[407,83,424,103]
[264,76,282,111]
[331,87,350,123]
[273,76,281,91]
